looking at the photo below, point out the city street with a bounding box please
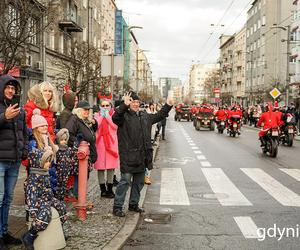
[124,114,300,250]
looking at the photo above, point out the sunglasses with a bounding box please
[101,104,110,107]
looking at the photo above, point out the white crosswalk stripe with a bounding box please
[201,168,252,206]
[241,168,300,207]
[234,217,259,239]
[160,168,190,206]
[280,168,300,182]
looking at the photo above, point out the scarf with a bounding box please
[97,112,118,158]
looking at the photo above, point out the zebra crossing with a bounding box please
[157,125,300,240]
[159,166,300,207]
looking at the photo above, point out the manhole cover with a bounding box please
[192,193,228,200]
[143,213,172,224]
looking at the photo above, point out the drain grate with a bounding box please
[143,213,172,224]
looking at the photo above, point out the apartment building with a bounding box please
[189,64,219,103]
[245,0,293,104]
[290,0,300,108]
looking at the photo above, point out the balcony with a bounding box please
[59,13,83,32]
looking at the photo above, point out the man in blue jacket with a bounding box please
[0,75,28,250]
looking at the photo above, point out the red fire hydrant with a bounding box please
[75,141,90,221]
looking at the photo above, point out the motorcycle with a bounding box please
[227,116,241,137]
[216,119,226,134]
[279,114,296,147]
[262,127,279,158]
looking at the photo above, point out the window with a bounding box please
[49,30,55,50]
[28,17,37,45]
[83,27,87,42]
[93,36,97,48]
[262,15,266,26]
[83,0,87,8]
[258,19,261,29]
[257,38,260,47]
[258,1,261,9]
[8,5,18,37]
[254,23,257,32]
[94,8,97,20]
[250,26,253,35]
[59,33,64,54]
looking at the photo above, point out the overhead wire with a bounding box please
[197,0,238,60]
[200,0,253,61]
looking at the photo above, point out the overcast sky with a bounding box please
[116,0,251,82]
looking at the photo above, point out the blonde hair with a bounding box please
[32,128,56,151]
[39,81,59,112]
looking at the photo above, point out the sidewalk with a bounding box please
[10,140,160,250]
[243,124,300,141]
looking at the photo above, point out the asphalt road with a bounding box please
[123,114,300,250]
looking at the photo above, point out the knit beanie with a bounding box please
[56,128,69,143]
[40,149,54,168]
[31,109,48,129]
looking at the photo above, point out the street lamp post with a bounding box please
[271,25,291,105]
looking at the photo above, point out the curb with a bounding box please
[102,139,160,250]
[244,125,300,141]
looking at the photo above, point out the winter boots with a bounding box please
[128,204,145,213]
[113,175,119,186]
[100,184,115,198]
[21,230,38,250]
[144,176,151,185]
[113,206,125,217]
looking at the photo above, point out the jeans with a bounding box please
[0,161,20,237]
[114,172,145,209]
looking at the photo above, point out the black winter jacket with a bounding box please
[113,102,172,174]
[65,114,98,164]
[0,75,28,161]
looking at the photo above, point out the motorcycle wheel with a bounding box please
[270,139,278,158]
[287,134,294,147]
[196,121,200,131]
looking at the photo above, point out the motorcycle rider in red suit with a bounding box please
[257,103,280,147]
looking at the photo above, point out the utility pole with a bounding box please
[285,25,291,106]
[136,49,139,92]
[250,51,253,105]
[111,53,114,100]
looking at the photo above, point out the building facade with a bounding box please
[245,0,293,105]
[290,0,300,108]
[219,27,246,105]
[189,64,219,103]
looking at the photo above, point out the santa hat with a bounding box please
[31,109,48,129]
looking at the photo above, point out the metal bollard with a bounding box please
[75,141,90,221]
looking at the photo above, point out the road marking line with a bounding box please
[202,168,252,206]
[194,151,202,154]
[201,161,211,167]
[280,169,300,182]
[160,168,190,206]
[197,155,206,160]
[234,217,259,239]
[190,143,196,146]
[191,147,199,150]
[241,168,300,206]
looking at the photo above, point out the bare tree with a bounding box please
[53,40,109,97]
[0,0,56,74]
